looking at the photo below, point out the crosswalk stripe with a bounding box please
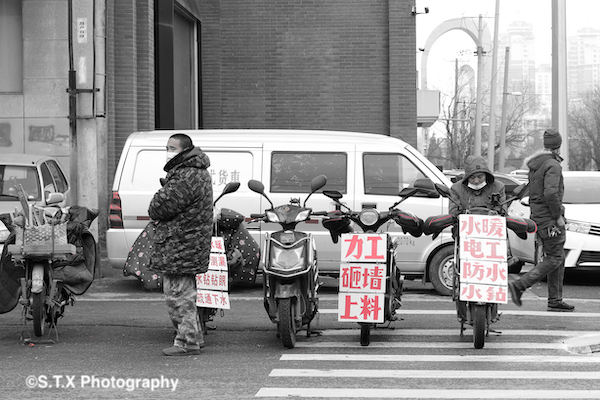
[293,341,563,349]
[255,388,600,398]
[317,328,595,337]
[280,354,600,363]
[317,308,600,317]
[269,369,600,379]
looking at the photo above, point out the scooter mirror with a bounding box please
[310,174,328,193]
[248,179,265,195]
[304,175,328,206]
[223,181,240,195]
[45,192,65,205]
[398,187,418,198]
[434,183,451,198]
[213,181,241,206]
[323,190,343,200]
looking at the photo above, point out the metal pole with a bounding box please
[474,14,484,157]
[453,59,459,145]
[499,47,511,172]
[67,0,78,203]
[487,0,501,170]
[552,0,569,169]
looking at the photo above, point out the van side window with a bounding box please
[271,152,347,193]
[363,153,426,195]
[46,161,68,193]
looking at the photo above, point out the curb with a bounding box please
[563,334,600,355]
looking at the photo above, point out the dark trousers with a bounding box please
[514,229,566,303]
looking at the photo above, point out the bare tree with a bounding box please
[568,86,600,170]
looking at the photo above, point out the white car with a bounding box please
[0,154,71,253]
[511,171,600,271]
[562,171,600,270]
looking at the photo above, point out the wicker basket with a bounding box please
[14,223,68,246]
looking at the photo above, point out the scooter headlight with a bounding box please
[266,211,280,223]
[295,209,311,222]
[272,246,304,270]
[359,209,379,226]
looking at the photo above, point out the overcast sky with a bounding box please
[415,0,600,92]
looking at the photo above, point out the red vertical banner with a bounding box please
[338,233,387,323]
[458,215,508,304]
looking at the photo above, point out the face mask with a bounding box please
[166,151,179,162]
[468,181,487,191]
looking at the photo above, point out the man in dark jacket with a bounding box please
[149,133,214,355]
[508,128,573,311]
[449,155,506,218]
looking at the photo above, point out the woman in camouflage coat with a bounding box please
[148,133,213,356]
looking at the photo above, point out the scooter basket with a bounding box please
[423,214,455,236]
[14,223,68,246]
[393,210,423,237]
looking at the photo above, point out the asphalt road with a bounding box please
[1,263,600,399]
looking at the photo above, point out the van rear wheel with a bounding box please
[429,246,453,296]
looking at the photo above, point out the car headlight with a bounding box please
[565,219,591,234]
[295,210,310,222]
[266,211,280,223]
[359,209,379,226]
[272,246,304,270]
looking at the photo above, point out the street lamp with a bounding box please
[498,90,522,171]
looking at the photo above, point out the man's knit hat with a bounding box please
[543,128,562,150]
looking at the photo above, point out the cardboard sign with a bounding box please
[459,237,508,262]
[458,215,508,304]
[339,263,386,293]
[197,237,230,309]
[460,259,508,285]
[338,292,385,323]
[338,233,388,322]
[341,233,387,263]
[459,283,508,304]
[197,289,231,310]
[211,237,226,253]
[196,270,229,291]
[459,214,507,240]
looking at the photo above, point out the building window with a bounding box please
[0,0,23,93]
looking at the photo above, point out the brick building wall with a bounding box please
[107,0,417,182]
[106,0,155,187]
[198,0,417,145]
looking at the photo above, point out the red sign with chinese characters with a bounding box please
[196,270,229,291]
[197,237,230,309]
[339,264,386,293]
[458,215,508,304]
[338,233,388,323]
[340,233,387,263]
[337,292,384,323]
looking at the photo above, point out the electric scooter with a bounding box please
[6,190,98,342]
[248,175,327,348]
[422,182,536,349]
[321,186,424,346]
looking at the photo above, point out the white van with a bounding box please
[107,129,457,295]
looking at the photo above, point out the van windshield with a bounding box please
[0,165,41,201]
